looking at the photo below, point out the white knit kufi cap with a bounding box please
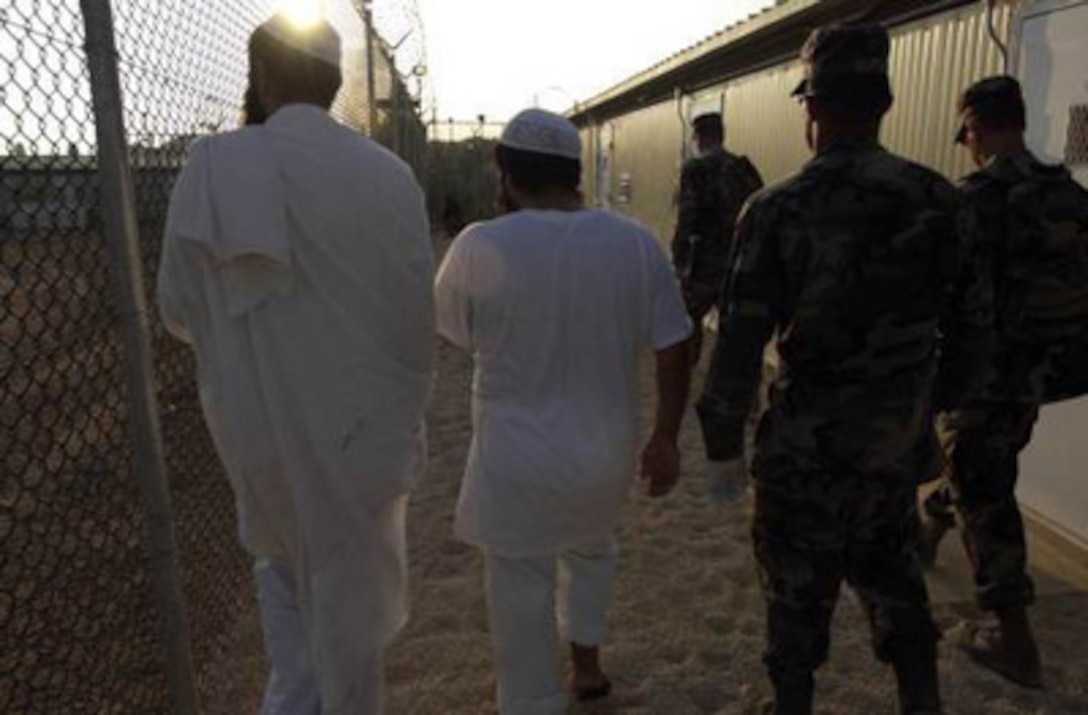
[262,12,342,68]
[500,108,582,160]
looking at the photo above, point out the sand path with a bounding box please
[208,341,1088,715]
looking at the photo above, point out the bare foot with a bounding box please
[570,643,613,701]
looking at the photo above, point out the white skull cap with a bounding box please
[261,13,342,68]
[500,108,582,160]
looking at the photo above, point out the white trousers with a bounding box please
[484,540,620,715]
[255,558,385,715]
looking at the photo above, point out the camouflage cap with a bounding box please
[690,109,722,124]
[690,96,722,125]
[791,23,892,101]
[691,112,724,139]
[955,75,1026,143]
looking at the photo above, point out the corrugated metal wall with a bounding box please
[884,2,1011,178]
[607,103,687,239]
[581,123,597,208]
[581,1,1011,243]
[720,64,810,187]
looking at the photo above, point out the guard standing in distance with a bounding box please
[671,109,763,363]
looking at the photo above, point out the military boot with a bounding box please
[955,608,1043,689]
[891,648,942,714]
[763,672,814,715]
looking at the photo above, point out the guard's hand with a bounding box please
[682,283,717,318]
[706,458,748,504]
[640,433,681,498]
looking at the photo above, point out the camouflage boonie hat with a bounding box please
[792,23,892,101]
[691,112,724,138]
[955,75,1026,144]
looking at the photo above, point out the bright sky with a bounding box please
[0,0,777,152]
[403,0,778,123]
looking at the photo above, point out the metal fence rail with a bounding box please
[1,0,429,711]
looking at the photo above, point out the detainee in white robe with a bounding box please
[157,102,433,714]
[435,110,691,715]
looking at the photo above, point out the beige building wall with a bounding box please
[606,102,687,242]
[719,64,810,186]
[883,2,1011,178]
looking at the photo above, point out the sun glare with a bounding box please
[277,0,325,28]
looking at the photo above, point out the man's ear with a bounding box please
[497,170,520,213]
[252,58,273,109]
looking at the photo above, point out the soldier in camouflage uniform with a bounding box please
[919,76,1088,689]
[696,25,994,715]
[671,110,763,362]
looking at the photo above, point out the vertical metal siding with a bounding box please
[722,63,810,184]
[609,101,687,242]
[883,3,1011,178]
[579,123,597,207]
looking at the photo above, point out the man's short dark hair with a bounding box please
[249,19,342,110]
[495,144,581,196]
[692,114,724,143]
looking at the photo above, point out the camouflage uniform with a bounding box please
[697,25,994,713]
[924,147,1088,612]
[671,144,763,320]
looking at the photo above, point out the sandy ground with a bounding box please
[206,342,1088,715]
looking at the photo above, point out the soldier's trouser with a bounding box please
[682,282,718,364]
[754,474,938,704]
[924,402,1038,612]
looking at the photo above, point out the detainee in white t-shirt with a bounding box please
[434,108,693,715]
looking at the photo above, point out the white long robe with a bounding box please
[157,104,433,711]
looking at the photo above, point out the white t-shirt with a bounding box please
[435,208,691,556]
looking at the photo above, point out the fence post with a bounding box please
[391,71,401,156]
[363,1,379,137]
[79,1,199,712]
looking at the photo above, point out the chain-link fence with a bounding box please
[1,1,428,712]
[426,120,506,238]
